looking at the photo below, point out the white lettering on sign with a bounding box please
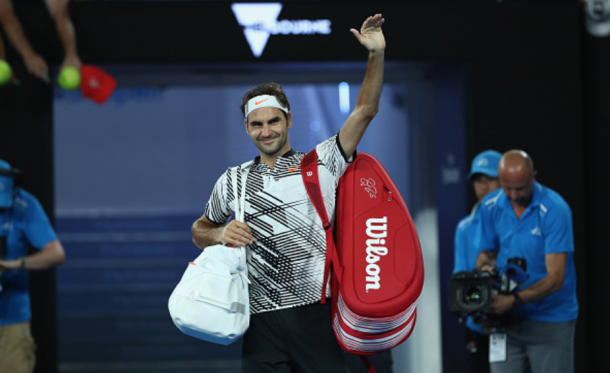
[232,3,332,58]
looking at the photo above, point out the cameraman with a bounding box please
[475,150,578,373]
[0,159,66,373]
[453,150,501,373]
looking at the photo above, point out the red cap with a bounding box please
[80,65,116,104]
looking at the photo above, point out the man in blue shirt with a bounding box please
[476,150,578,373]
[453,150,501,373]
[0,159,66,373]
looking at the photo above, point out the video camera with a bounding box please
[448,257,528,330]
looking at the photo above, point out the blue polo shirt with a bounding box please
[0,189,57,326]
[478,182,578,322]
[453,202,486,334]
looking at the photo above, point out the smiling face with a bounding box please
[245,107,292,160]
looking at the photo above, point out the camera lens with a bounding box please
[463,285,484,304]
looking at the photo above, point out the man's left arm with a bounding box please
[0,239,65,271]
[491,201,573,314]
[0,194,66,272]
[491,253,566,314]
[338,14,385,159]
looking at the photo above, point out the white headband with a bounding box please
[244,95,289,118]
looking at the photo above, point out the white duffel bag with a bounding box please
[168,163,251,345]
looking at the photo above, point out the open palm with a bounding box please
[351,14,386,52]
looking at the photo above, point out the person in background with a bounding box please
[0,0,80,82]
[0,159,66,373]
[453,150,501,373]
[476,150,578,373]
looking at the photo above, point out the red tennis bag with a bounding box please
[301,150,424,372]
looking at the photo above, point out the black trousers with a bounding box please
[465,328,491,373]
[241,302,348,373]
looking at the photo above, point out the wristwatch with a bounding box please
[512,293,524,308]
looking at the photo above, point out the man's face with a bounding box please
[472,174,500,201]
[499,168,536,207]
[245,107,292,157]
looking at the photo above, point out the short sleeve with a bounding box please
[204,170,233,224]
[478,203,499,252]
[23,195,57,250]
[542,202,575,254]
[453,223,469,273]
[316,133,352,182]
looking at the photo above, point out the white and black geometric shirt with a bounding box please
[205,134,352,314]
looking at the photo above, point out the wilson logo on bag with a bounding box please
[365,217,388,292]
[301,149,424,373]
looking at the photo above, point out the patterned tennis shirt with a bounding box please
[205,133,352,314]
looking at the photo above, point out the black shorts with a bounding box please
[241,301,348,373]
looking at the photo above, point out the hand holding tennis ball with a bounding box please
[0,60,12,85]
[58,66,81,90]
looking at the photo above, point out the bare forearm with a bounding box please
[517,275,563,304]
[191,221,223,249]
[0,14,37,59]
[53,6,77,57]
[24,240,66,270]
[476,251,497,270]
[339,50,385,157]
[355,50,385,117]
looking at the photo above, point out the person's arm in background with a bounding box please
[45,0,81,69]
[453,223,469,273]
[475,201,499,272]
[0,0,48,79]
[0,239,65,271]
[476,250,497,272]
[338,14,385,159]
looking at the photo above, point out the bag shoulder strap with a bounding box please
[230,160,253,222]
[300,149,343,304]
[302,150,376,373]
[231,161,252,270]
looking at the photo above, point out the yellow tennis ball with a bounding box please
[58,66,81,90]
[0,60,12,85]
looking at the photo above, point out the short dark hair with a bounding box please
[240,82,291,120]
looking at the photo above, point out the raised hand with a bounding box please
[350,14,386,53]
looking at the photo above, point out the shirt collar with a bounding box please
[253,149,297,165]
[530,182,543,207]
[498,181,543,211]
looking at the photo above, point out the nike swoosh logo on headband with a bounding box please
[255,98,270,105]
